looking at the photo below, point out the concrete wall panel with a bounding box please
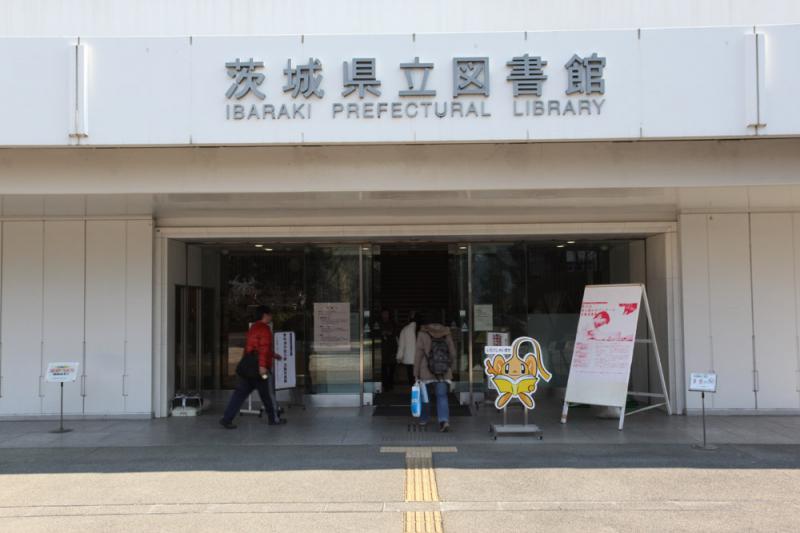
[750,213,800,409]
[0,222,44,415]
[84,221,127,414]
[124,220,153,414]
[706,214,755,409]
[679,214,712,410]
[41,221,86,415]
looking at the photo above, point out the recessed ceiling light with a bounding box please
[566,240,576,244]
[556,244,565,248]
[254,244,264,248]
[459,246,468,250]
[264,248,273,252]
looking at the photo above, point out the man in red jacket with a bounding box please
[220,306,286,429]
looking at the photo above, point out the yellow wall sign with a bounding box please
[484,337,552,410]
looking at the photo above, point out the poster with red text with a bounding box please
[564,284,643,408]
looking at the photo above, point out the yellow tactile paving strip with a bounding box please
[405,447,440,501]
[380,446,456,533]
[406,510,443,533]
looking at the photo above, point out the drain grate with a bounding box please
[380,424,457,442]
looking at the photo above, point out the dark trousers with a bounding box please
[382,362,396,391]
[401,364,414,385]
[222,374,280,423]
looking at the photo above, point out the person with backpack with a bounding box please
[414,316,456,432]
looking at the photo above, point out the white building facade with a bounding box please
[1,1,800,418]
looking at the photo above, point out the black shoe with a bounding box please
[268,418,287,426]
[439,421,450,432]
[219,419,237,430]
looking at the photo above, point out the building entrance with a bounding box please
[368,244,469,415]
[167,238,663,417]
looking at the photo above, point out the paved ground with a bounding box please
[1,403,799,532]
[4,399,800,448]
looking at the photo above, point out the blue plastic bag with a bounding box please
[410,382,421,417]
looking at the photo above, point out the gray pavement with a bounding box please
[3,399,800,448]
[1,402,799,532]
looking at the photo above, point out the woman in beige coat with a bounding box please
[414,318,456,432]
[395,317,418,385]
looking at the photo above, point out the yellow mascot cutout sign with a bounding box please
[484,336,552,409]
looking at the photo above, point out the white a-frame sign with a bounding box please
[560,284,671,430]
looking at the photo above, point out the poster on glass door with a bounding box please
[564,284,643,408]
[313,302,351,352]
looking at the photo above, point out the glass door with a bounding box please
[364,242,473,407]
[469,243,528,404]
[218,243,367,406]
[305,244,365,404]
[219,247,307,391]
[174,285,198,396]
[175,285,215,397]
[448,244,472,404]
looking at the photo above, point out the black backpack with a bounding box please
[426,336,451,378]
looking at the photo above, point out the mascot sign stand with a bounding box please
[484,336,552,440]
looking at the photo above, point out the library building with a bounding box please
[1,2,799,422]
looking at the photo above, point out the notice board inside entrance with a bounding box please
[274,331,296,390]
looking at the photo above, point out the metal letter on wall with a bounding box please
[283,58,325,98]
[506,54,548,97]
[225,58,266,100]
[399,57,436,97]
[342,58,381,98]
[453,57,490,97]
[565,53,606,95]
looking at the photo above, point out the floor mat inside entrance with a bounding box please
[372,404,472,416]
